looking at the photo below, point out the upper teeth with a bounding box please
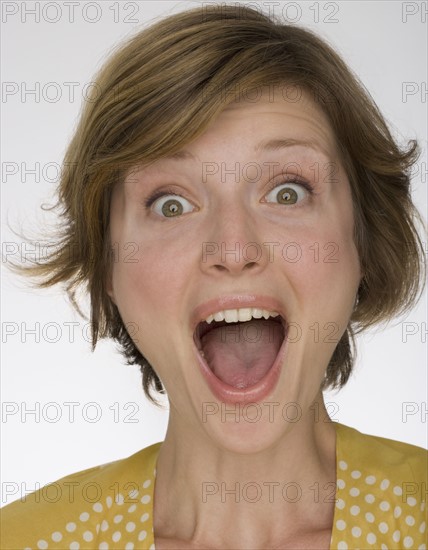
[204,308,280,324]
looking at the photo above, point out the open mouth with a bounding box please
[193,312,287,390]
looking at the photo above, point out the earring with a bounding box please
[354,291,360,309]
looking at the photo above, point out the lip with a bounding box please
[190,294,289,332]
[190,293,289,405]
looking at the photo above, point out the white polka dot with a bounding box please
[421,502,426,511]
[350,505,360,516]
[407,496,417,506]
[69,543,79,550]
[140,494,151,504]
[83,531,93,542]
[339,460,348,470]
[351,470,361,479]
[381,545,388,550]
[106,496,113,508]
[351,526,361,538]
[365,475,376,485]
[79,512,89,522]
[37,541,48,550]
[365,512,375,523]
[419,521,426,533]
[140,512,149,522]
[365,493,375,504]
[115,493,124,505]
[367,533,376,544]
[404,536,414,548]
[99,543,109,550]
[380,478,390,490]
[128,504,137,513]
[392,530,401,542]
[349,487,360,497]
[51,532,62,542]
[394,505,402,518]
[337,542,347,550]
[93,502,103,513]
[336,498,345,510]
[113,514,123,523]
[112,531,121,542]
[406,515,415,526]
[393,485,403,496]
[379,500,390,511]
[138,530,147,541]
[125,543,134,550]
[418,545,426,550]
[378,522,389,534]
[336,519,346,530]
[66,522,76,533]
[149,545,155,550]
[143,479,151,488]
[128,489,139,499]
[100,520,109,532]
[336,478,345,490]
[126,521,136,532]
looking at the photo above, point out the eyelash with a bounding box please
[144,178,315,210]
[265,177,315,199]
[144,186,184,208]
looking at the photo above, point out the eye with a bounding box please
[264,180,314,206]
[147,192,194,218]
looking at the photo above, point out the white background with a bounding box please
[1,0,427,505]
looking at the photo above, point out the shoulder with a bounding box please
[334,422,427,547]
[335,421,427,482]
[0,442,162,550]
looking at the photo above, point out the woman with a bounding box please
[2,4,426,549]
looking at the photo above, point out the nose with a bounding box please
[200,198,270,277]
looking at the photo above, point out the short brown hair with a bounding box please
[7,4,426,406]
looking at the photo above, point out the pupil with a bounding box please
[278,188,297,204]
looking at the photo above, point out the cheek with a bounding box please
[109,190,190,320]
[112,245,176,309]
[273,207,360,319]
[109,248,186,368]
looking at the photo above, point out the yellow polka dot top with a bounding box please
[1,422,426,549]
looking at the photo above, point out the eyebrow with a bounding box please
[163,137,330,161]
[255,137,330,156]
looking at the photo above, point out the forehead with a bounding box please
[208,87,337,154]
[125,87,340,180]
[162,88,339,168]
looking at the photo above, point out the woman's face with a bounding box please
[107,88,362,450]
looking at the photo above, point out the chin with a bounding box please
[203,415,291,455]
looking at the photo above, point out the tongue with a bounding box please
[200,319,283,389]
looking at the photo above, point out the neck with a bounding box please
[153,392,337,549]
